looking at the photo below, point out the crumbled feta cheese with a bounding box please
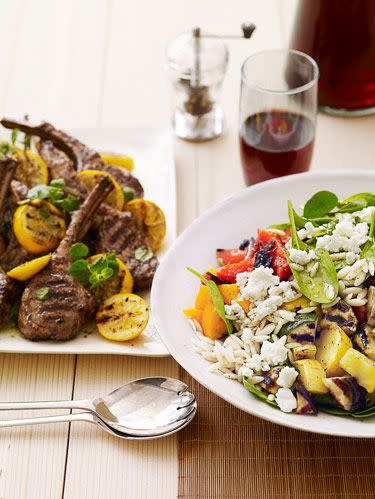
[268,280,297,302]
[275,387,297,413]
[237,266,279,302]
[297,221,321,240]
[277,366,299,388]
[288,248,316,266]
[260,336,288,366]
[353,206,375,224]
[316,218,368,254]
[249,296,283,323]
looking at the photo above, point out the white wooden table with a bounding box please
[0,1,374,498]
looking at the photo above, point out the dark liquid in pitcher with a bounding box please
[290,0,375,111]
[239,110,315,185]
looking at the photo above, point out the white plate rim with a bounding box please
[152,170,375,437]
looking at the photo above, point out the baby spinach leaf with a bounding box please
[288,201,338,304]
[187,268,233,335]
[290,248,338,304]
[303,191,338,219]
[268,223,290,230]
[243,378,277,407]
[360,211,375,264]
[279,312,317,336]
[340,192,375,209]
[287,200,308,250]
[314,394,375,418]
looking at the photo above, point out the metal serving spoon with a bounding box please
[0,377,197,439]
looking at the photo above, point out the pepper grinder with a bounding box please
[167,24,256,142]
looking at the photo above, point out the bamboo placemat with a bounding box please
[178,368,375,498]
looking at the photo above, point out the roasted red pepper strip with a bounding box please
[216,259,254,283]
[216,249,247,266]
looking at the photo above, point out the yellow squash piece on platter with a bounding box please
[13,150,49,188]
[100,153,134,172]
[13,201,66,254]
[7,254,51,281]
[339,348,375,393]
[96,293,149,341]
[77,169,124,211]
[126,199,166,252]
[283,296,310,312]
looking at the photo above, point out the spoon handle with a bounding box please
[0,411,95,428]
[0,399,90,411]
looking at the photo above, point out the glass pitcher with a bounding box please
[290,0,375,116]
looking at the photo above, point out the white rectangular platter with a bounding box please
[0,128,174,356]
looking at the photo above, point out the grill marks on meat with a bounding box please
[101,164,144,198]
[3,119,158,289]
[0,158,21,326]
[18,177,113,341]
[97,207,158,289]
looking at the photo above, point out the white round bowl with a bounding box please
[151,171,375,438]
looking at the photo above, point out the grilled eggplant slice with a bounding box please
[323,376,366,412]
[260,367,281,394]
[319,300,358,336]
[292,344,317,361]
[281,312,318,344]
[367,286,375,327]
[354,324,375,360]
[295,384,318,415]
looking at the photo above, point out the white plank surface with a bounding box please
[0,0,374,498]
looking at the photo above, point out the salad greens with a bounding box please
[361,210,375,265]
[187,268,233,335]
[314,394,375,419]
[287,200,339,303]
[243,378,277,407]
[303,190,338,219]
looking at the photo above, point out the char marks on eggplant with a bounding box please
[18,177,113,341]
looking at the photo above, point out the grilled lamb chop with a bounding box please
[18,177,113,341]
[0,158,21,326]
[1,118,157,289]
[1,118,144,196]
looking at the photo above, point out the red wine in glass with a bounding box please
[239,109,315,185]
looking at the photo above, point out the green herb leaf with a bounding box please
[0,141,11,156]
[122,186,135,203]
[50,178,65,189]
[187,267,233,335]
[303,191,338,219]
[23,133,31,150]
[11,129,18,145]
[36,287,50,301]
[134,246,153,262]
[69,243,89,262]
[39,207,51,220]
[69,259,91,285]
[243,378,277,407]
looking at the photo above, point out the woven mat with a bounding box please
[178,368,375,499]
